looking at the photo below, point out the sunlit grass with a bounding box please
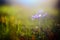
[0,5,58,40]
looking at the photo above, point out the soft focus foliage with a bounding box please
[0,5,58,40]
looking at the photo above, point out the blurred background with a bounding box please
[0,0,60,40]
